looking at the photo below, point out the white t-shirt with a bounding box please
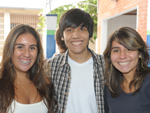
[8,100,48,113]
[66,56,98,113]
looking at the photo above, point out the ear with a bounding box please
[139,54,141,58]
[61,37,64,41]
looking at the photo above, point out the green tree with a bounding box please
[37,0,97,43]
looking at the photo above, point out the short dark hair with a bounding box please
[59,8,94,38]
[55,28,67,51]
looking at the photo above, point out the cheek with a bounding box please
[62,37,69,46]
[131,55,139,63]
[129,53,139,60]
[31,51,38,59]
[110,54,116,62]
[63,32,68,39]
[81,32,89,38]
[12,50,20,60]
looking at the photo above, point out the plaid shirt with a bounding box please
[48,49,105,113]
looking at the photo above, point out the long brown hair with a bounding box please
[103,26,150,97]
[0,24,57,113]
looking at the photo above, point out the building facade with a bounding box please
[97,0,149,54]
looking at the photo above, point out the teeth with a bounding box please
[72,42,82,45]
[119,62,130,65]
[20,60,30,64]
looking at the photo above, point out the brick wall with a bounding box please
[97,0,148,53]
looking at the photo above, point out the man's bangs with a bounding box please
[64,16,82,28]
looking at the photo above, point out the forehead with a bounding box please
[66,23,85,29]
[111,40,121,47]
[15,33,37,45]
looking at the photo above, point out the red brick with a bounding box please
[97,0,148,53]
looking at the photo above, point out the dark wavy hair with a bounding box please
[0,24,57,113]
[103,26,150,97]
[59,8,94,39]
[55,28,67,51]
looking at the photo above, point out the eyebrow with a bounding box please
[111,47,119,50]
[15,43,37,46]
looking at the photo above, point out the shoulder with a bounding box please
[142,73,150,85]
[91,51,105,66]
[47,54,62,65]
[139,73,150,94]
[95,53,104,60]
[88,48,104,60]
[47,53,68,71]
[104,85,110,94]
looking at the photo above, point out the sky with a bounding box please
[0,0,44,9]
[0,0,86,10]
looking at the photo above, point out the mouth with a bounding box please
[71,41,83,46]
[119,61,130,66]
[20,59,31,64]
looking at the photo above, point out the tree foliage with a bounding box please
[37,0,97,43]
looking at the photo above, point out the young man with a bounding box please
[48,8,105,113]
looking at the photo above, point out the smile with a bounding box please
[119,61,130,65]
[20,59,31,64]
[72,41,82,46]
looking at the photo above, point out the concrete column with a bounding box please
[4,13,10,40]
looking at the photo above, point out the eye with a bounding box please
[80,27,84,30]
[17,46,23,49]
[67,29,72,31]
[80,27,87,31]
[127,48,131,51]
[65,28,72,32]
[30,46,37,50]
[113,49,119,52]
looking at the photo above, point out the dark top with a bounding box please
[104,73,150,113]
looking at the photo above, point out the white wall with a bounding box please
[4,13,10,39]
[100,15,137,54]
[107,15,137,38]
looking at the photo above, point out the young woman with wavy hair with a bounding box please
[0,24,57,113]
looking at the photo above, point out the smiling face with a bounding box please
[111,40,140,76]
[63,25,90,56]
[12,33,38,75]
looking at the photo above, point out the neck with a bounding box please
[69,50,92,63]
[15,71,29,81]
[60,51,66,54]
[121,75,135,93]
[59,48,66,54]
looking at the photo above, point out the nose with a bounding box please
[72,29,80,38]
[119,50,127,59]
[24,49,30,57]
